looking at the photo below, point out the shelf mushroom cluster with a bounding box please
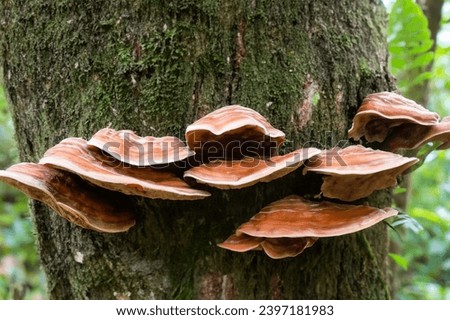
[0,135,211,232]
[349,91,450,151]
[218,195,397,259]
[0,96,428,259]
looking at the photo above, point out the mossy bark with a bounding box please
[0,0,395,299]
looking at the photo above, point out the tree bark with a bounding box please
[418,0,444,62]
[0,0,395,299]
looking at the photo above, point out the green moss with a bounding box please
[359,60,373,78]
[312,92,321,106]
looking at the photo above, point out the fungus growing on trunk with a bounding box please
[0,163,136,233]
[185,105,285,159]
[40,138,210,200]
[260,237,318,259]
[88,128,194,167]
[237,195,398,237]
[304,145,418,201]
[384,116,450,151]
[348,91,439,142]
[218,195,397,259]
[218,233,317,259]
[183,148,321,189]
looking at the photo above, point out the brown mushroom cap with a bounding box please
[39,138,210,200]
[304,145,418,201]
[236,195,397,238]
[183,148,321,189]
[384,116,450,151]
[260,237,317,259]
[87,128,194,166]
[217,234,264,252]
[218,233,317,259]
[348,92,440,142]
[0,163,136,233]
[185,105,285,158]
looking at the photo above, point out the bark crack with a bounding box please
[227,18,246,104]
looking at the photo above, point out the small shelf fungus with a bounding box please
[39,138,210,200]
[348,91,440,143]
[218,234,318,260]
[88,128,194,166]
[0,163,136,233]
[218,195,397,259]
[384,116,450,151]
[183,148,321,189]
[185,105,285,159]
[303,145,418,201]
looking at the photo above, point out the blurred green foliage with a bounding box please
[387,0,450,299]
[401,152,450,299]
[0,86,46,299]
[388,0,434,94]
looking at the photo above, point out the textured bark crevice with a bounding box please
[1,0,394,299]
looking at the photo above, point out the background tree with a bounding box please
[386,0,450,299]
[0,0,396,299]
[388,0,443,210]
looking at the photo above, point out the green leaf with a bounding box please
[388,0,434,92]
[390,213,424,233]
[389,253,409,271]
[405,141,445,173]
[410,207,449,228]
[410,51,435,69]
[411,71,433,86]
[393,187,407,194]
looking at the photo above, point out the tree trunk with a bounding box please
[0,0,395,299]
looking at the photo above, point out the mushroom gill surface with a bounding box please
[384,116,450,151]
[185,105,285,159]
[0,163,136,233]
[218,233,317,259]
[348,92,439,143]
[304,145,418,201]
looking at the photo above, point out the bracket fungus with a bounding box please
[348,91,440,143]
[218,234,318,259]
[185,105,285,159]
[0,163,136,233]
[304,145,418,201]
[88,128,194,166]
[384,116,450,151]
[236,195,398,237]
[183,148,321,189]
[0,97,426,255]
[218,195,397,259]
[259,237,318,259]
[40,138,210,200]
